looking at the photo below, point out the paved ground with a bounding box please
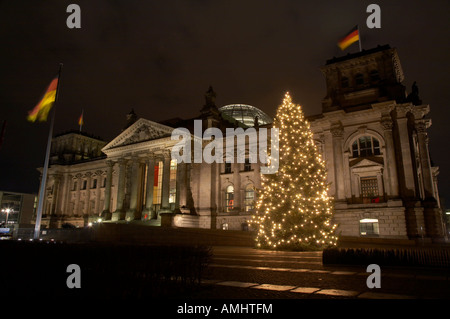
[190,246,450,299]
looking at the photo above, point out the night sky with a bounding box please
[0,1,449,207]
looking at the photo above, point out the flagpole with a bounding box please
[357,24,362,52]
[34,63,63,240]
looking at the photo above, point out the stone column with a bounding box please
[102,160,114,220]
[331,123,345,200]
[343,151,352,199]
[63,174,72,216]
[232,161,241,212]
[160,152,171,213]
[126,156,140,220]
[186,162,196,215]
[415,120,434,199]
[113,158,127,220]
[415,119,443,238]
[174,160,184,214]
[395,105,416,198]
[143,154,156,219]
[85,172,92,216]
[381,115,399,197]
[51,174,62,215]
[74,174,82,216]
[95,173,102,216]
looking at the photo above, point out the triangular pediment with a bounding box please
[102,118,174,152]
[350,157,384,168]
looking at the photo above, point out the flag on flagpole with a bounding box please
[78,110,84,126]
[337,25,360,51]
[27,76,59,122]
[33,63,63,240]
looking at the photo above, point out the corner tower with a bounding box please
[320,45,406,113]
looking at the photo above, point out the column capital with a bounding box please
[330,124,344,138]
[395,103,412,118]
[105,160,115,167]
[50,173,63,181]
[129,154,139,162]
[117,157,128,165]
[162,149,172,159]
[415,119,431,134]
[410,104,430,120]
[381,117,394,131]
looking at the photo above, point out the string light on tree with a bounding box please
[250,92,338,250]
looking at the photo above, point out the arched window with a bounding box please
[352,136,381,157]
[225,185,234,212]
[244,185,255,212]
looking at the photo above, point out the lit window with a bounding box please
[352,136,381,158]
[360,177,379,199]
[153,161,163,205]
[244,186,255,212]
[360,218,379,236]
[169,159,177,204]
[225,185,234,212]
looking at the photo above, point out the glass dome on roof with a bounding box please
[219,104,272,127]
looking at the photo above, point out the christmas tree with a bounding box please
[251,92,338,250]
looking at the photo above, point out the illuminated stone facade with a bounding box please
[39,45,446,241]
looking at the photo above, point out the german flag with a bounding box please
[27,76,59,122]
[338,25,359,51]
[78,110,84,126]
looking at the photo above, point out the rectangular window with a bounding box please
[224,162,232,174]
[82,180,87,190]
[244,158,251,172]
[92,179,97,189]
[244,188,255,211]
[169,159,177,204]
[360,177,378,199]
[360,218,380,236]
[153,162,163,205]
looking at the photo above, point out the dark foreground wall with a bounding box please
[0,240,211,298]
[17,223,256,247]
[323,247,450,268]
